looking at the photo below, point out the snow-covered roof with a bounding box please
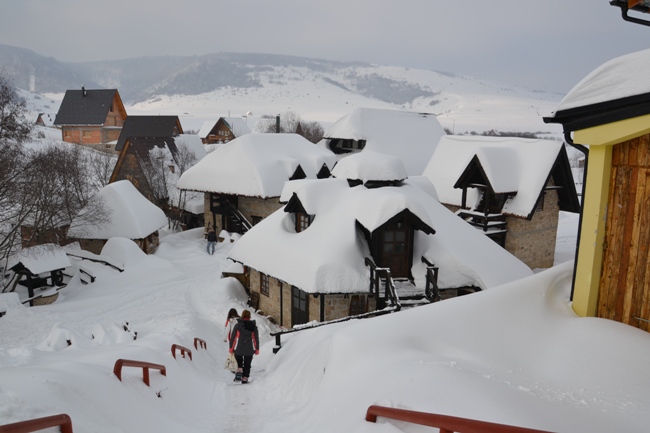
[321,107,446,175]
[550,48,650,114]
[68,180,167,240]
[423,135,565,218]
[177,133,337,198]
[229,177,532,294]
[331,151,407,183]
[176,134,207,161]
[8,244,71,274]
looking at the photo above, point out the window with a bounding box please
[536,192,545,212]
[64,130,71,137]
[83,130,92,138]
[168,165,176,174]
[295,212,313,232]
[260,273,269,297]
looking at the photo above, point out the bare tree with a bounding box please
[256,111,324,143]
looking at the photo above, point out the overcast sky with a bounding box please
[1,0,649,94]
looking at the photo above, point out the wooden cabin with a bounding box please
[198,117,251,144]
[543,48,650,331]
[53,87,127,149]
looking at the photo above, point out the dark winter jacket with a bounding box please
[229,318,259,356]
[207,231,217,242]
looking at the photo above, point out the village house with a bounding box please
[198,117,251,144]
[109,115,206,229]
[227,152,532,328]
[319,107,447,175]
[67,180,168,254]
[53,87,127,150]
[177,133,337,237]
[422,135,580,269]
[543,47,650,332]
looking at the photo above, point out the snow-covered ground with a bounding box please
[2,211,650,432]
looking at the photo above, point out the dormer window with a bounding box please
[295,212,313,232]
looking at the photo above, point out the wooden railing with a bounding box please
[0,414,74,433]
[457,210,507,247]
[113,359,166,386]
[365,405,555,433]
[171,344,192,360]
[421,256,440,302]
[365,257,401,310]
[222,199,253,234]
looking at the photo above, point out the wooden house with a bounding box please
[53,87,127,149]
[423,136,580,269]
[110,116,205,229]
[227,152,532,328]
[67,180,168,254]
[177,133,337,237]
[198,117,251,144]
[320,108,446,175]
[543,47,650,330]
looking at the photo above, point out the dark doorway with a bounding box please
[291,286,309,326]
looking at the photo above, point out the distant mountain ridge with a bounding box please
[0,43,564,133]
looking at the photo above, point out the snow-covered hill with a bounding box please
[3,45,563,135]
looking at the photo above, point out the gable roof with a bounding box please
[198,117,252,139]
[321,107,446,175]
[68,180,167,240]
[54,89,119,126]
[177,133,337,198]
[229,177,532,294]
[423,136,579,219]
[544,48,650,131]
[116,115,183,151]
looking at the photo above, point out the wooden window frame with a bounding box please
[260,273,269,297]
[295,212,313,233]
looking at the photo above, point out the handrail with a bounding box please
[421,257,440,302]
[364,257,401,310]
[113,359,166,387]
[222,199,253,233]
[365,405,555,433]
[0,414,74,433]
[171,344,192,360]
[270,306,398,353]
[194,337,207,350]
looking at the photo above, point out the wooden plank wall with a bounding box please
[598,133,650,331]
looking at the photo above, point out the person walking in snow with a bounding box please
[206,229,217,255]
[224,308,240,343]
[229,309,259,384]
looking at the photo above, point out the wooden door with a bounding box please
[291,286,309,326]
[599,136,650,330]
[379,222,411,278]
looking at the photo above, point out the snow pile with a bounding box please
[7,243,71,274]
[331,150,407,183]
[68,180,167,240]
[322,107,446,175]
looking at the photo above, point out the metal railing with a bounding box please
[365,405,555,433]
[171,344,192,360]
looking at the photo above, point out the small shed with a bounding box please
[68,180,168,254]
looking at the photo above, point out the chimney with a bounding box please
[82,85,86,97]
[276,115,280,133]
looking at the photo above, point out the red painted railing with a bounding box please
[113,359,166,387]
[171,344,192,360]
[0,414,74,433]
[194,337,207,350]
[365,405,555,433]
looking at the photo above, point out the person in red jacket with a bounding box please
[229,309,259,383]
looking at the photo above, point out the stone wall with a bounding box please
[504,187,560,269]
